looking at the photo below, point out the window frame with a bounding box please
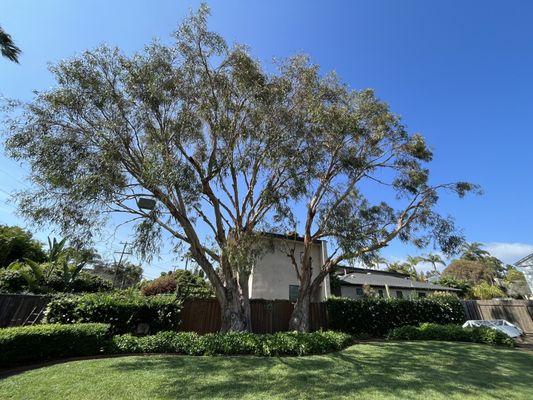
[289,284,299,303]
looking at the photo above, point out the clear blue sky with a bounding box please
[1,0,532,277]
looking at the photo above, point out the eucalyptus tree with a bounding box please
[279,58,478,331]
[3,5,478,332]
[3,6,305,331]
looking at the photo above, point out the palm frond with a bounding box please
[0,26,21,63]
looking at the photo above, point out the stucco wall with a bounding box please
[249,238,330,301]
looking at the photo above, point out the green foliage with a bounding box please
[90,261,143,289]
[45,270,112,293]
[109,330,352,357]
[457,242,508,278]
[327,296,465,337]
[388,323,515,347]
[3,5,477,333]
[45,291,182,334]
[0,26,21,63]
[442,259,495,285]
[0,325,351,368]
[504,266,531,298]
[0,269,28,293]
[0,323,110,367]
[470,281,505,300]
[140,270,214,299]
[0,225,46,267]
[505,266,526,283]
[436,276,471,297]
[0,262,111,294]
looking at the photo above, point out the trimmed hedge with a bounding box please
[327,296,465,337]
[0,323,110,367]
[45,291,182,334]
[110,330,353,356]
[388,323,515,347]
[0,324,352,367]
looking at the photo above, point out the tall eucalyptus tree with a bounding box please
[3,5,477,332]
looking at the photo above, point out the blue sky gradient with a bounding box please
[1,0,532,277]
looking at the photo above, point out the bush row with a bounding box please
[0,323,352,368]
[45,291,182,334]
[110,330,352,357]
[0,323,109,367]
[326,296,465,337]
[388,323,515,347]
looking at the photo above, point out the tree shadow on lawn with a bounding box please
[110,342,533,399]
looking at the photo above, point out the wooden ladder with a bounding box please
[22,306,44,326]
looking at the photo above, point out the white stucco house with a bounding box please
[249,233,330,302]
[249,233,459,301]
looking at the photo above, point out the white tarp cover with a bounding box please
[462,320,523,338]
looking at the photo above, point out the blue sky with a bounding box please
[1,0,532,278]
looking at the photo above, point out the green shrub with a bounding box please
[109,330,352,357]
[44,270,113,293]
[45,291,182,334]
[388,323,515,347]
[470,282,505,300]
[140,270,214,299]
[1,326,351,367]
[0,269,28,293]
[327,296,465,337]
[0,323,110,367]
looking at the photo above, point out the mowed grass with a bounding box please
[1,341,532,400]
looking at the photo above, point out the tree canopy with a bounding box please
[0,225,46,267]
[3,5,478,331]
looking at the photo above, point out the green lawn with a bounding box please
[1,341,532,400]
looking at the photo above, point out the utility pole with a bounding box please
[113,241,132,289]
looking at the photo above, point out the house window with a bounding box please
[355,287,364,297]
[378,289,384,298]
[289,285,299,302]
[418,292,427,298]
[396,291,403,299]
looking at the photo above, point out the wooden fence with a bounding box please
[2,294,530,335]
[179,298,328,334]
[0,294,50,327]
[462,300,533,334]
[0,294,328,333]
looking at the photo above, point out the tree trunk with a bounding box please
[288,288,311,332]
[218,277,251,332]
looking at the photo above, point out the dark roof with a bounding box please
[338,272,460,291]
[261,232,323,243]
[334,265,409,278]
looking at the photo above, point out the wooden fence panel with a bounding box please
[462,300,533,334]
[179,299,327,334]
[0,294,50,327]
[178,298,221,334]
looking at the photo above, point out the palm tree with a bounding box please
[405,255,426,281]
[0,26,20,63]
[423,253,446,275]
[460,242,489,261]
[366,255,389,269]
[387,260,418,279]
